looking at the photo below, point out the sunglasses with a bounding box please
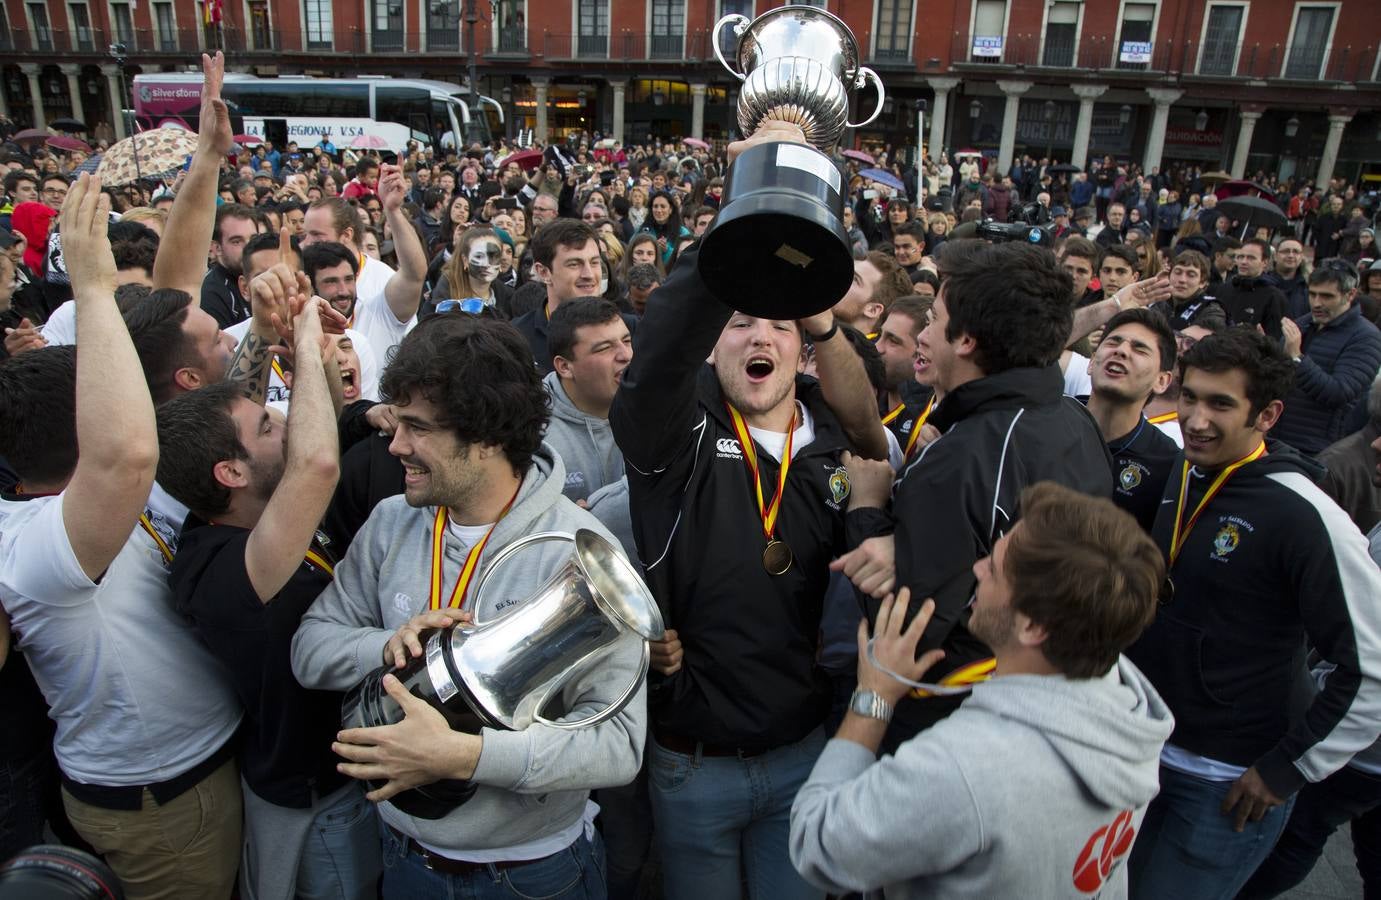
[434,298,487,315]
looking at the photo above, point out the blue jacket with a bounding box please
[1274,303,1381,455]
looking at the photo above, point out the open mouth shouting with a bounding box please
[340,366,359,401]
[745,355,776,384]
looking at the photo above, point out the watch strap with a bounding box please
[849,688,894,723]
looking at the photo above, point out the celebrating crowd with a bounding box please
[2,52,1381,900]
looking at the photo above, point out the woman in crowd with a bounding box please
[432,225,514,315]
[637,191,689,268]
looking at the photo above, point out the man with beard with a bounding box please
[609,122,888,900]
[1125,329,1381,899]
[153,294,381,900]
[874,296,935,458]
[292,314,644,899]
[790,484,1172,899]
[830,252,910,339]
[1204,238,1288,340]
[833,240,1114,745]
[1083,309,1180,532]
[200,203,263,328]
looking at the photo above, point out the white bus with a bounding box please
[132,73,502,152]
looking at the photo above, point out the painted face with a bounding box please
[466,239,503,284]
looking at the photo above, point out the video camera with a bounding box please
[954,201,1054,248]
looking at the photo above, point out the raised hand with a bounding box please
[856,587,946,706]
[60,174,116,299]
[377,163,406,213]
[197,51,233,157]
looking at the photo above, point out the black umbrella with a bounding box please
[1218,195,1287,236]
[1047,163,1082,175]
[49,117,88,133]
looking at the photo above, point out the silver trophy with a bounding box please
[341,530,664,819]
[699,6,884,319]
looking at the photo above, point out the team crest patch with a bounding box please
[1212,523,1240,558]
[828,466,851,504]
[1118,464,1143,491]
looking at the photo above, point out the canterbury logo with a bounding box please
[716,438,743,457]
[1072,810,1136,894]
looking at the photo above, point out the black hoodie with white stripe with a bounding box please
[1128,440,1381,797]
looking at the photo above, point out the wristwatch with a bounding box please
[849,689,894,723]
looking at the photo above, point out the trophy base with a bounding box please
[698,141,853,320]
[340,632,492,820]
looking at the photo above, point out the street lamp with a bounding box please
[1284,115,1299,138]
[969,98,983,119]
[1119,104,1133,127]
[1195,108,1209,131]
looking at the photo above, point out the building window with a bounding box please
[371,0,402,50]
[650,0,683,59]
[874,0,912,61]
[576,0,607,58]
[1042,0,1078,67]
[788,0,826,6]
[970,0,1006,62]
[68,3,93,49]
[1198,4,1244,75]
[28,2,52,50]
[495,0,524,52]
[1284,5,1334,79]
[428,0,459,51]
[716,0,751,63]
[1116,2,1156,71]
[151,1,175,50]
[110,1,134,44]
[0,6,11,51]
[304,0,332,50]
[248,0,272,49]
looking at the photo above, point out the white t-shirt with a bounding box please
[352,255,415,354]
[0,494,241,785]
[746,401,817,463]
[1063,352,1093,398]
[38,298,76,345]
[1152,417,1184,448]
[224,321,380,407]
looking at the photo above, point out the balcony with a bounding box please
[495,26,526,54]
[544,29,709,62]
[428,28,460,52]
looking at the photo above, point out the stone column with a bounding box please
[1230,109,1263,178]
[532,77,550,144]
[1142,87,1183,175]
[59,63,85,127]
[1314,112,1353,191]
[608,78,627,145]
[689,83,707,141]
[1069,84,1108,171]
[995,79,1032,174]
[0,80,9,121]
[21,63,45,130]
[926,76,960,157]
[100,65,127,140]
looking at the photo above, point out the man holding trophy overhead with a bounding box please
[610,8,888,900]
[292,312,659,900]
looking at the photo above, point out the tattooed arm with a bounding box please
[239,251,313,406]
[227,326,275,407]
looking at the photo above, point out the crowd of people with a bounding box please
[2,52,1381,900]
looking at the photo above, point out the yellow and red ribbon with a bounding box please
[1168,442,1266,565]
[901,396,937,463]
[880,403,905,426]
[1147,411,1179,425]
[137,513,175,565]
[725,403,795,546]
[910,656,997,699]
[428,487,520,610]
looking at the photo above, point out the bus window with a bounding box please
[223,82,368,118]
[376,86,434,145]
[433,98,459,149]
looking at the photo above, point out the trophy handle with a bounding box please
[464,531,574,620]
[533,638,650,731]
[845,67,886,129]
[712,14,751,81]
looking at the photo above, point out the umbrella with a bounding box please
[682,137,710,150]
[497,148,543,171]
[350,134,390,150]
[47,135,91,154]
[1217,195,1287,232]
[49,117,88,133]
[96,128,200,186]
[1214,179,1272,200]
[953,148,983,158]
[1199,170,1232,186]
[843,148,875,164]
[1048,163,1082,175]
[595,138,617,149]
[858,167,904,192]
[233,133,261,145]
[74,154,102,175]
[12,128,48,145]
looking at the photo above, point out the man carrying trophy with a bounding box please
[291,312,653,900]
[609,10,889,899]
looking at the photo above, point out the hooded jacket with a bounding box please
[1204,274,1288,340]
[790,656,1174,899]
[1128,441,1381,797]
[291,446,647,851]
[11,201,55,274]
[542,370,623,505]
[1272,303,1381,455]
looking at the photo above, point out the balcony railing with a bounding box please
[544,29,709,62]
[496,26,526,53]
[428,28,460,52]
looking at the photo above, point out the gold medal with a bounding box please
[762,540,793,576]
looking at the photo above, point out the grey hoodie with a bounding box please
[542,370,624,504]
[790,656,1174,899]
[291,445,646,852]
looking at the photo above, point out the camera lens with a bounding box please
[0,845,124,900]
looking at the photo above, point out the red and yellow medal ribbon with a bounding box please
[910,656,996,699]
[1168,442,1266,565]
[304,544,335,578]
[428,486,520,610]
[725,403,795,546]
[880,403,905,426]
[902,396,937,462]
[138,513,174,565]
[1147,411,1179,425]
[270,357,287,384]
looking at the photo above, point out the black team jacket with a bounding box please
[1128,441,1381,797]
[610,244,852,753]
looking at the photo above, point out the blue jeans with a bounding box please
[648,727,827,900]
[297,783,382,900]
[1237,764,1381,899]
[1128,765,1295,900]
[380,824,606,900]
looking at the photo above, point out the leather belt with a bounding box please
[654,729,768,759]
[386,824,561,876]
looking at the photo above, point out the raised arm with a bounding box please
[378,164,426,324]
[1068,274,1172,346]
[801,311,889,460]
[62,175,159,580]
[243,297,340,602]
[152,52,233,299]
[230,229,308,405]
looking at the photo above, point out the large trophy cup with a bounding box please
[698,6,884,318]
[341,530,664,819]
